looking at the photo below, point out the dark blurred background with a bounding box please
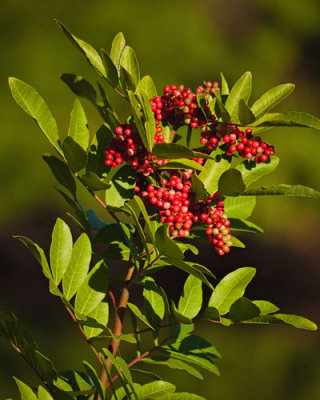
[1,0,320,398]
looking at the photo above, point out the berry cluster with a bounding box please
[200,125,274,163]
[135,171,232,255]
[104,80,276,255]
[105,124,167,175]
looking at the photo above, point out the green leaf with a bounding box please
[120,46,140,85]
[81,172,110,191]
[156,393,206,400]
[231,236,245,248]
[236,156,279,187]
[225,71,252,122]
[223,196,256,219]
[208,267,256,315]
[218,168,246,196]
[163,257,214,290]
[238,99,255,125]
[212,92,230,123]
[255,111,320,130]
[251,83,295,119]
[14,236,52,280]
[84,301,109,338]
[171,301,193,324]
[62,233,92,300]
[127,91,149,151]
[155,225,183,260]
[67,99,90,151]
[43,154,76,198]
[127,302,154,330]
[110,32,126,70]
[220,72,229,95]
[133,195,157,249]
[198,150,231,195]
[244,313,317,330]
[139,76,157,99]
[83,361,105,400]
[50,218,73,285]
[135,381,176,399]
[161,159,203,171]
[60,73,97,104]
[204,306,220,321]
[120,66,136,91]
[75,260,109,316]
[229,218,263,233]
[243,184,320,199]
[143,277,165,327]
[63,137,87,172]
[54,370,93,392]
[9,77,61,155]
[229,297,260,322]
[153,143,194,159]
[101,49,119,87]
[13,378,37,400]
[143,356,202,380]
[55,20,106,78]
[178,275,203,320]
[252,300,279,315]
[37,386,53,400]
[191,174,208,201]
[105,165,137,208]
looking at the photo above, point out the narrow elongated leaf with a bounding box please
[83,361,105,400]
[155,225,183,260]
[229,297,260,322]
[110,32,126,70]
[208,267,256,315]
[13,378,37,400]
[67,99,89,150]
[9,77,61,155]
[143,277,165,327]
[164,350,219,376]
[140,90,156,150]
[127,302,154,330]
[255,111,320,130]
[220,72,229,95]
[143,357,202,380]
[223,196,256,219]
[54,370,93,392]
[14,236,52,280]
[163,257,214,290]
[153,143,194,159]
[63,233,92,300]
[135,381,176,399]
[133,195,157,249]
[50,218,73,285]
[37,386,53,400]
[212,92,230,123]
[160,159,203,171]
[60,73,97,104]
[55,20,106,78]
[81,172,110,191]
[139,76,157,98]
[43,154,76,198]
[243,184,320,199]
[198,151,231,195]
[218,168,246,196]
[252,300,279,315]
[238,99,255,125]
[229,218,263,233]
[84,301,109,338]
[171,301,193,324]
[178,275,202,319]
[75,260,109,316]
[101,49,119,87]
[237,156,279,187]
[63,137,87,172]
[243,314,317,330]
[251,84,295,119]
[120,46,140,85]
[127,91,149,150]
[225,71,252,122]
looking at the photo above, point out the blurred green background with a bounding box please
[1,0,320,398]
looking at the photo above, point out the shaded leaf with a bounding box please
[43,154,76,198]
[60,73,97,104]
[244,313,317,330]
[155,225,183,260]
[218,168,246,196]
[236,156,279,187]
[63,137,87,172]
[101,49,119,87]
[238,99,255,125]
[120,46,140,85]
[229,297,260,322]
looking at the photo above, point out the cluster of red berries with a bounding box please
[105,124,167,175]
[149,84,207,130]
[135,171,232,255]
[200,124,275,163]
